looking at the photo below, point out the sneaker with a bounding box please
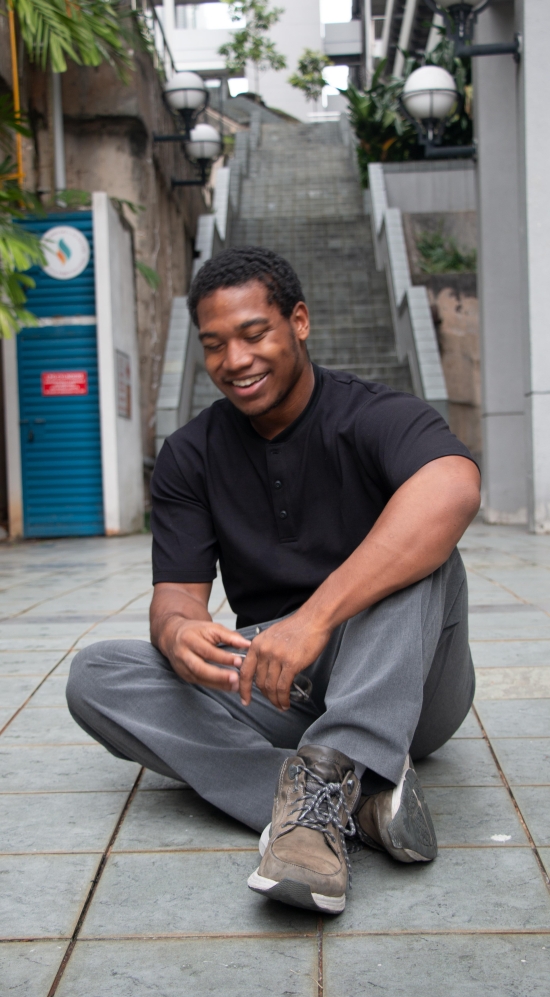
[247,744,360,914]
[355,755,437,863]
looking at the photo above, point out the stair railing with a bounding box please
[368,163,449,421]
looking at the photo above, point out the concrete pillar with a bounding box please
[474,2,527,523]
[516,0,550,532]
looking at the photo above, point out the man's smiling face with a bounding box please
[197,279,311,419]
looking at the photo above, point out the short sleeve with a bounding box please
[151,438,219,585]
[354,390,478,493]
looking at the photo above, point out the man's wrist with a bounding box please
[153,613,197,658]
[292,596,336,639]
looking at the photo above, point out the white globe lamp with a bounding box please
[164,72,207,112]
[402,66,457,122]
[185,124,222,163]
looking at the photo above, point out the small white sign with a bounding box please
[41,226,91,281]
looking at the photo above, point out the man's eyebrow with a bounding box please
[237,316,269,330]
[198,316,269,340]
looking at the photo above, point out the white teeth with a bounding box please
[232,375,265,388]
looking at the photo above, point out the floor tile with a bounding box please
[0,942,65,996]
[27,673,69,707]
[0,638,76,651]
[479,571,550,609]
[424,786,527,846]
[539,848,550,877]
[513,787,550,846]
[81,852,318,937]
[114,789,259,852]
[0,791,127,853]
[51,651,78,675]
[451,710,482,738]
[0,705,95,744]
[468,612,550,641]
[0,744,140,792]
[475,667,550,700]
[57,938,318,997]
[0,853,100,938]
[415,739,501,787]
[471,640,550,669]
[322,848,550,932]
[492,738,550,785]
[0,675,44,708]
[0,708,16,729]
[476,699,550,737]
[323,935,550,997]
[0,650,66,675]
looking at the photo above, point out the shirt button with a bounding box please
[271,449,280,455]
[274,480,282,489]
[279,510,288,519]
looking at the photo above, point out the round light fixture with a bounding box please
[402,66,458,121]
[185,124,222,162]
[164,71,207,112]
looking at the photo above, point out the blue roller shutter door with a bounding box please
[17,212,104,537]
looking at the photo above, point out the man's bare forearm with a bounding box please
[297,456,480,635]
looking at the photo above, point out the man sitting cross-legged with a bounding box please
[67,246,480,915]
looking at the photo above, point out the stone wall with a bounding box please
[403,211,481,465]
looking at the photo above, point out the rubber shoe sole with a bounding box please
[247,868,346,913]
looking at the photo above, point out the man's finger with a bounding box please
[212,625,251,650]
[238,645,259,705]
[175,650,240,692]
[275,667,294,711]
[195,641,246,669]
[261,659,284,709]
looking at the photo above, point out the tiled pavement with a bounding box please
[1,522,549,995]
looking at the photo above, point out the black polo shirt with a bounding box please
[151,365,475,627]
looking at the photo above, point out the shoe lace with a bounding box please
[282,763,356,885]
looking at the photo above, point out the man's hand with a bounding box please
[239,613,329,710]
[150,582,250,693]
[164,618,251,693]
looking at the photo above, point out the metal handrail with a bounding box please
[132,0,177,78]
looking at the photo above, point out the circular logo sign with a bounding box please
[40,226,90,280]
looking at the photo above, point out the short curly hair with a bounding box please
[187,245,305,326]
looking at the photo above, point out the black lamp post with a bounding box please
[400,65,476,159]
[424,0,521,60]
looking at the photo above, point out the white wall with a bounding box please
[1,336,23,538]
[93,193,144,535]
[162,0,323,121]
[250,0,323,120]
[383,162,477,214]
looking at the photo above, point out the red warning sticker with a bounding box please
[41,371,88,396]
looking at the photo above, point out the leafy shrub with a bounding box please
[416,229,477,274]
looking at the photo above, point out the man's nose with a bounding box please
[223,339,254,371]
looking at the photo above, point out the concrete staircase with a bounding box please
[190,121,412,417]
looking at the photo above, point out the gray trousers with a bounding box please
[67,548,474,832]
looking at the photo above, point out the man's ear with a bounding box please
[291,301,310,343]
